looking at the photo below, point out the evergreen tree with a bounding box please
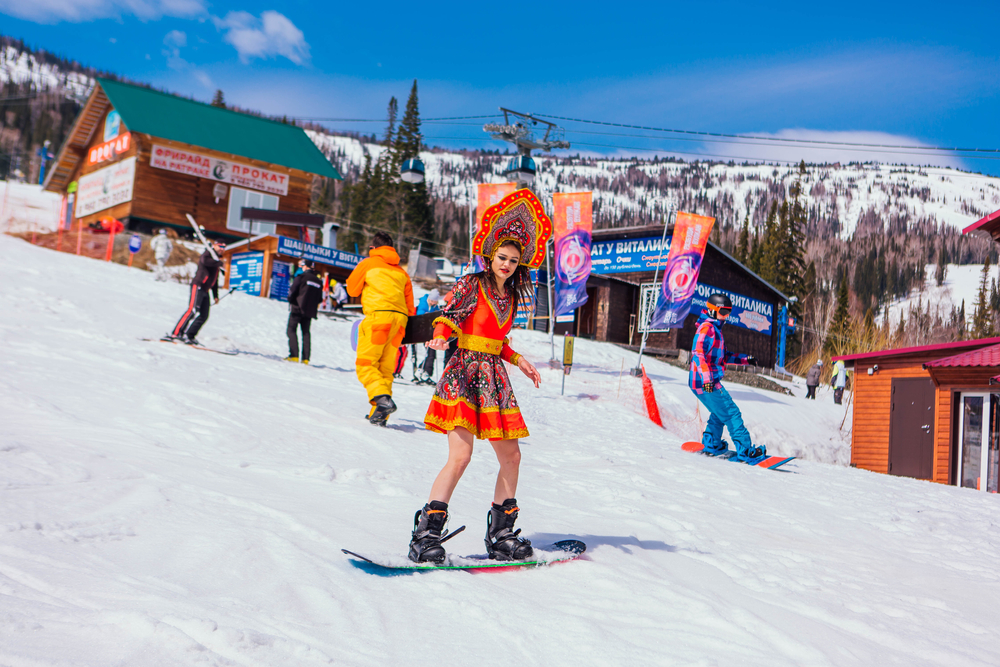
[970,255,994,339]
[748,232,763,274]
[825,279,851,354]
[394,80,434,240]
[735,211,750,263]
[935,246,948,286]
[211,89,225,108]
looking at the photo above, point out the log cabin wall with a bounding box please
[71,105,139,229]
[850,357,933,476]
[926,366,1000,485]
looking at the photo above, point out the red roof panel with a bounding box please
[924,343,1000,368]
[832,336,1000,364]
[963,208,1000,235]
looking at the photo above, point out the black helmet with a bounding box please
[706,293,733,320]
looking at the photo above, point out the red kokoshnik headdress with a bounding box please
[472,188,553,269]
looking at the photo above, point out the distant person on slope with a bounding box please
[412,288,441,384]
[167,240,225,345]
[329,278,348,311]
[689,293,766,464]
[286,258,324,363]
[346,232,414,426]
[150,229,173,281]
[806,359,823,400]
[831,358,847,405]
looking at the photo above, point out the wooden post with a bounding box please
[260,247,274,298]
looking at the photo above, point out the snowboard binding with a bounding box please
[409,501,450,563]
[485,498,533,561]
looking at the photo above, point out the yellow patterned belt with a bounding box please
[457,333,506,355]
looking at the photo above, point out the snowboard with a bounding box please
[681,441,795,470]
[143,337,238,356]
[342,539,586,572]
[401,311,439,346]
[350,319,361,352]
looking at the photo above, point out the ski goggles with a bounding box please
[707,304,732,319]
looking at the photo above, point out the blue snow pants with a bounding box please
[694,384,755,456]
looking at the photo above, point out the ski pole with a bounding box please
[217,288,237,303]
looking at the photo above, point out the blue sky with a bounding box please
[3,1,999,173]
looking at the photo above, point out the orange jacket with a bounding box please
[346,246,415,316]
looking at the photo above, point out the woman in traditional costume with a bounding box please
[409,189,551,563]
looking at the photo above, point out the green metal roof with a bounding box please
[97,78,340,179]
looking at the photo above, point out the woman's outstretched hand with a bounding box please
[518,357,541,388]
[427,337,449,351]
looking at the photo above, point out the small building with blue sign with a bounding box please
[221,234,363,301]
[576,224,791,368]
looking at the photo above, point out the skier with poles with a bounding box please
[166,240,226,345]
[408,189,549,564]
[346,232,415,426]
[689,293,767,464]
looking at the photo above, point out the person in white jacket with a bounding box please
[831,359,848,405]
[150,230,174,281]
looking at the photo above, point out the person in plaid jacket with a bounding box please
[689,293,766,463]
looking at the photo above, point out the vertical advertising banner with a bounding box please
[649,212,716,329]
[553,192,593,317]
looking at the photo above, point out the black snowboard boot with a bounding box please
[408,501,449,563]
[485,498,533,561]
[368,394,397,426]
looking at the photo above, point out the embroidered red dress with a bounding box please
[423,275,528,440]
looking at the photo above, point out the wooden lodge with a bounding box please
[552,224,791,367]
[42,78,341,241]
[834,339,1000,492]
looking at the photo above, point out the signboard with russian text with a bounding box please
[590,235,672,274]
[231,251,264,295]
[276,236,362,271]
[269,261,292,301]
[75,156,136,217]
[553,192,593,317]
[691,283,773,335]
[88,132,131,165]
[150,144,290,196]
[649,212,715,330]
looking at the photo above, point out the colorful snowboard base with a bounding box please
[342,539,586,572]
[142,338,238,356]
[681,441,795,470]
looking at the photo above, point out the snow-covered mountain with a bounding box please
[307,131,1000,236]
[0,42,94,101]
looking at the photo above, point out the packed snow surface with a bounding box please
[2,234,999,666]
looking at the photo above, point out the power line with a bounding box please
[292,114,502,122]
[535,113,1000,155]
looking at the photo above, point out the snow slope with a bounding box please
[2,234,999,666]
[884,263,996,325]
[0,181,63,233]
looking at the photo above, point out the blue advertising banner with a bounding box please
[590,236,671,274]
[230,251,264,295]
[276,236,362,271]
[692,283,774,335]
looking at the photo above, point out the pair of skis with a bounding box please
[142,337,238,356]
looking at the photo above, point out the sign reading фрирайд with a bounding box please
[75,157,137,217]
[150,144,290,196]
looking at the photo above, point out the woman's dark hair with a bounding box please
[478,241,535,311]
[370,232,394,249]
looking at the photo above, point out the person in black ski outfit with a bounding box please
[286,258,324,363]
[169,241,225,344]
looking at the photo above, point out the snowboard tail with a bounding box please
[682,441,794,470]
[142,337,238,356]
[342,539,586,572]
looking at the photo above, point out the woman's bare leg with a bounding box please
[428,427,475,503]
[490,439,521,505]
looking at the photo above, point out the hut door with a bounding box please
[888,378,935,480]
[957,393,1000,492]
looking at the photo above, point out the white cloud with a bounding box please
[163,29,186,48]
[0,0,205,23]
[161,29,211,90]
[213,10,310,65]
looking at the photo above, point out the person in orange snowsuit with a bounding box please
[346,232,415,425]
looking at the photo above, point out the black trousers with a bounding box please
[834,387,844,404]
[420,347,437,376]
[173,286,211,338]
[806,385,817,399]
[287,312,312,360]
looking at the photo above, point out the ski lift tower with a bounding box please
[484,108,571,364]
[483,108,570,185]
